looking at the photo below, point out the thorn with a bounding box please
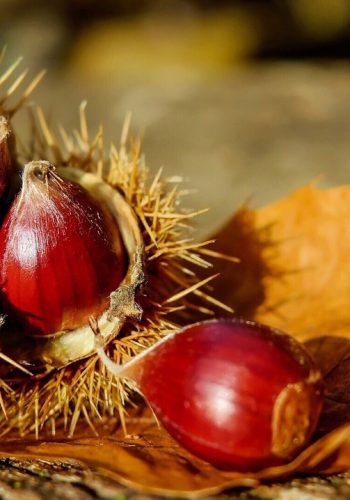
[120,110,132,155]
[79,100,89,144]
[0,57,23,87]
[5,69,28,98]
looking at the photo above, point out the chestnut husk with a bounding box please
[0,56,229,437]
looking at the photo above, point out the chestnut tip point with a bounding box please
[23,160,57,182]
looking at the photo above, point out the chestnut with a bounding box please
[0,161,126,335]
[0,161,145,367]
[97,318,324,470]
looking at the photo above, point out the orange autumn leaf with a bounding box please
[211,184,350,342]
[1,409,350,498]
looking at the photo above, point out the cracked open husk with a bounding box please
[0,51,233,437]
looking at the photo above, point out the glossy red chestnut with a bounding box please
[97,318,323,470]
[0,161,126,336]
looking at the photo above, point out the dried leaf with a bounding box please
[1,409,350,498]
[204,206,272,319]
[212,184,350,342]
[255,185,350,341]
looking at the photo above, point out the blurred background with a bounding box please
[1,0,350,237]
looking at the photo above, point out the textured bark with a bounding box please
[0,458,347,499]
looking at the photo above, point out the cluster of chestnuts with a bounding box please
[0,113,324,471]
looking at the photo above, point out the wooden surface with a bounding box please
[0,457,348,499]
